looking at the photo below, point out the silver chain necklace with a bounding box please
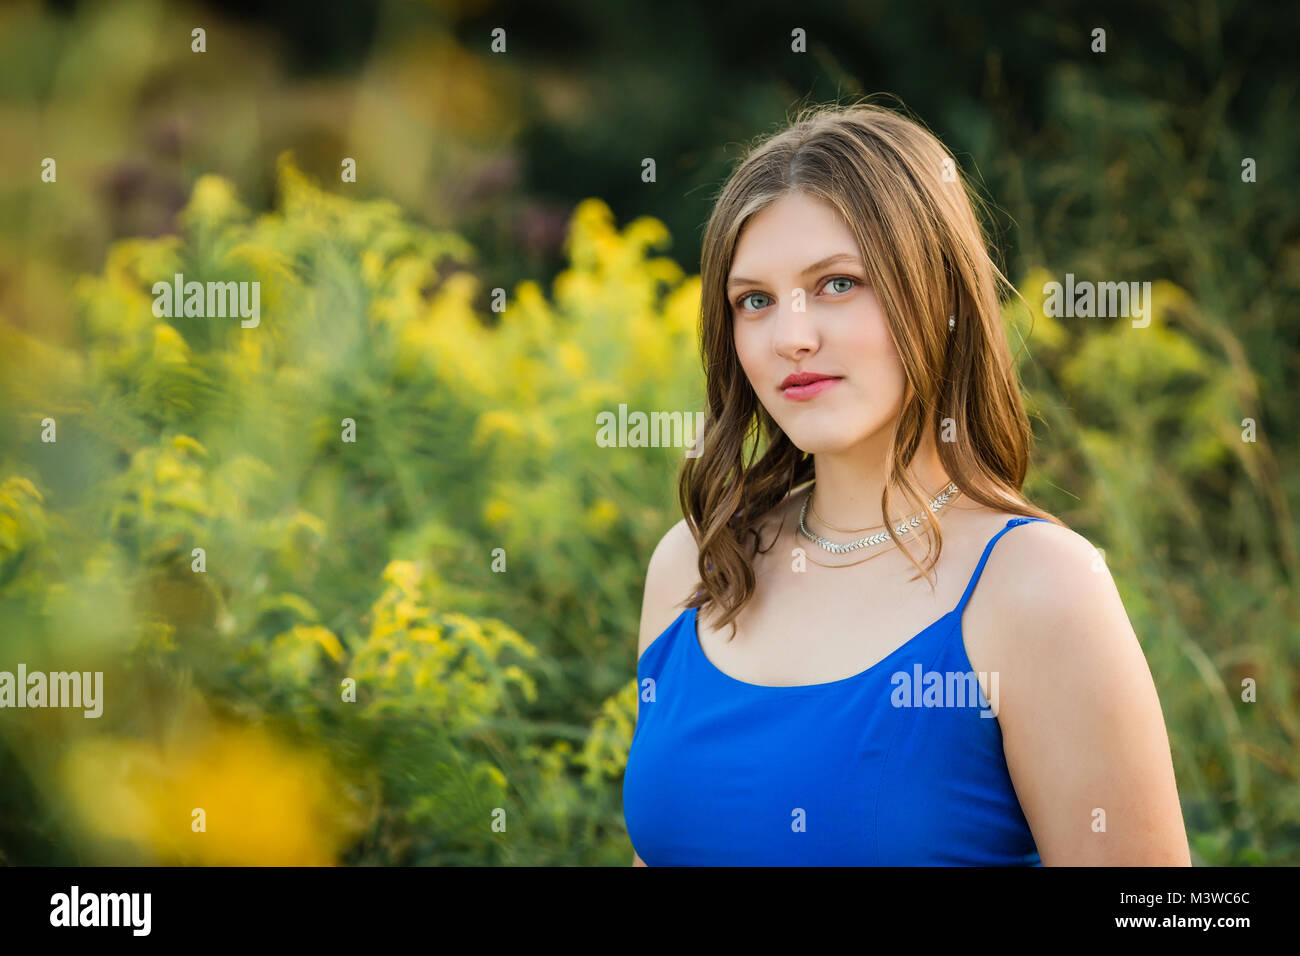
[798,482,960,554]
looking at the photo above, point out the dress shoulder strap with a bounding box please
[954,517,1050,613]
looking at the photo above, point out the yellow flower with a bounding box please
[151,323,190,364]
[169,435,208,458]
[583,498,619,533]
[61,724,359,865]
[361,249,385,287]
[381,559,421,593]
[296,624,345,662]
[178,174,249,230]
[472,410,528,450]
[483,498,512,527]
[557,342,588,377]
[1009,268,1069,352]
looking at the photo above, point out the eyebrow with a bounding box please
[726,253,864,289]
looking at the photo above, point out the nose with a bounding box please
[772,296,820,361]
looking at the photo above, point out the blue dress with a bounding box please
[623,516,1048,866]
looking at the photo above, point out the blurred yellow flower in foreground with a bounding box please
[61,723,360,865]
[583,498,619,533]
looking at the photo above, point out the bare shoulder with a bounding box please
[970,514,1115,620]
[637,518,701,661]
[960,513,1189,864]
[972,514,1104,594]
[963,511,1146,711]
[635,486,806,662]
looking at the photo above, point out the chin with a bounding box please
[779,423,868,456]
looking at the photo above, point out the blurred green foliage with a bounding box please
[1,0,1297,865]
[1,156,696,864]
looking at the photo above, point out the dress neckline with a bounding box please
[681,516,1045,692]
[688,604,958,692]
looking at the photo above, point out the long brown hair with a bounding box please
[678,96,1060,641]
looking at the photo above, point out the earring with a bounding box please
[948,314,955,331]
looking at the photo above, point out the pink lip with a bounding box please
[782,377,841,401]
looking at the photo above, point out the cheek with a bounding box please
[732,321,763,382]
[841,299,900,376]
[857,291,898,351]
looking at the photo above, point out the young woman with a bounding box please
[622,100,1190,866]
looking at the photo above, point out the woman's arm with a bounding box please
[980,523,1191,865]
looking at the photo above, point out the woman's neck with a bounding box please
[805,435,952,531]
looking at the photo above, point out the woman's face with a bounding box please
[727,192,906,454]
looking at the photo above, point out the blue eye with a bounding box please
[733,277,858,313]
[737,292,772,312]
